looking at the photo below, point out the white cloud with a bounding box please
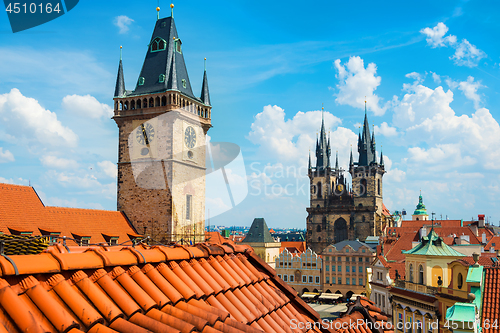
[0,177,28,185]
[445,78,459,90]
[405,72,423,83]
[386,168,406,183]
[392,82,500,170]
[420,23,485,67]
[248,105,351,168]
[420,22,456,47]
[98,161,117,179]
[40,155,78,169]
[0,148,14,163]
[0,89,78,147]
[374,122,398,137]
[62,94,113,119]
[451,40,487,67]
[333,56,387,115]
[458,76,484,109]
[114,15,134,34]
[431,72,441,84]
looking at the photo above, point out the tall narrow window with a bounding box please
[419,265,424,284]
[186,194,192,220]
[409,264,414,282]
[151,37,166,52]
[175,39,182,53]
[377,179,381,195]
[159,74,165,83]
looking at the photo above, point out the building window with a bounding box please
[332,277,336,284]
[346,257,349,262]
[352,279,356,285]
[80,238,90,246]
[409,264,414,283]
[332,265,336,272]
[346,278,350,285]
[346,249,349,253]
[182,79,187,88]
[352,266,355,272]
[359,257,362,262]
[362,249,366,253]
[329,248,332,252]
[109,238,118,246]
[458,273,463,289]
[151,37,166,52]
[382,295,385,308]
[290,275,294,282]
[326,265,329,271]
[359,266,363,273]
[332,256,335,261]
[283,275,288,281]
[338,257,342,261]
[186,195,192,220]
[159,74,165,83]
[315,276,320,284]
[302,276,307,283]
[365,257,370,262]
[419,265,424,284]
[308,276,313,283]
[378,179,381,195]
[338,266,341,272]
[359,278,363,285]
[346,266,350,273]
[138,77,145,86]
[338,277,342,284]
[278,274,282,279]
[175,38,182,53]
[326,276,330,284]
[326,256,329,261]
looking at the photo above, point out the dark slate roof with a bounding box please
[130,16,195,99]
[242,218,276,243]
[200,69,210,105]
[114,59,125,97]
[331,239,374,252]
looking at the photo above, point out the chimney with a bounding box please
[478,214,485,228]
[472,252,479,267]
[482,233,487,244]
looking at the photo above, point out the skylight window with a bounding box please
[151,37,166,52]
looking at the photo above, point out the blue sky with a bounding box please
[1,0,500,229]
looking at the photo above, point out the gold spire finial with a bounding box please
[170,3,174,8]
[120,45,122,49]
[156,6,160,11]
[170,3,174,17]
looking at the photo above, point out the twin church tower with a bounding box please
[306,108,387,253]
[112,6,211,243]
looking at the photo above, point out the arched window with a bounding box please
[419,265,424,284]
[378,179,381,195]
[458,273,463,289]
[137,99,141,109]
[317,225,321,232]
[161,96,167,106]
[317,182,322,198]
[360,178,367,196]
[149,98,154,107]
[143,98,147,108]
[409,264,414,282]
[151,37,166,52]
[318,237,321,242]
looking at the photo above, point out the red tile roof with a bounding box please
[0,184,140,246]
[482,267,500,333]
[280,241,306,254]
[452,254,497,267]
[485,236,500,251]
[0,242,328,333]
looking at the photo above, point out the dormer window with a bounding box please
[138,77,145,86]
[175,38,182,53]
[151,37,166,52]
[182,79,187,88]
[159,74,165,83]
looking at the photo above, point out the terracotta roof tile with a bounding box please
[0,184,140,246]
[482,267,500,333]
[0,242,329,333]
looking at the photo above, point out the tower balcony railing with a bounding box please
[394,279,438,295]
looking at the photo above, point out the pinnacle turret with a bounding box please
[200,58,210,105]
[114,47,125,97]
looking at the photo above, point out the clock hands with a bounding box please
[141,123,149,145]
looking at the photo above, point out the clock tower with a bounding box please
[112,6,211,244]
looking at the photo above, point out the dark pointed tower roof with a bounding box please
[357,102,376,166]
[315,109,330,172]
[130,15,195,98]
[114,47,125,97]
[335,151,339,170]
[380,148,384,166]
[349,147,353,167]
[242,218,275,243]
[200,58,211,105]
[308,150,312,170]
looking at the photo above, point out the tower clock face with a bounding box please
[136,123,155,145]
[184,126,196,148]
